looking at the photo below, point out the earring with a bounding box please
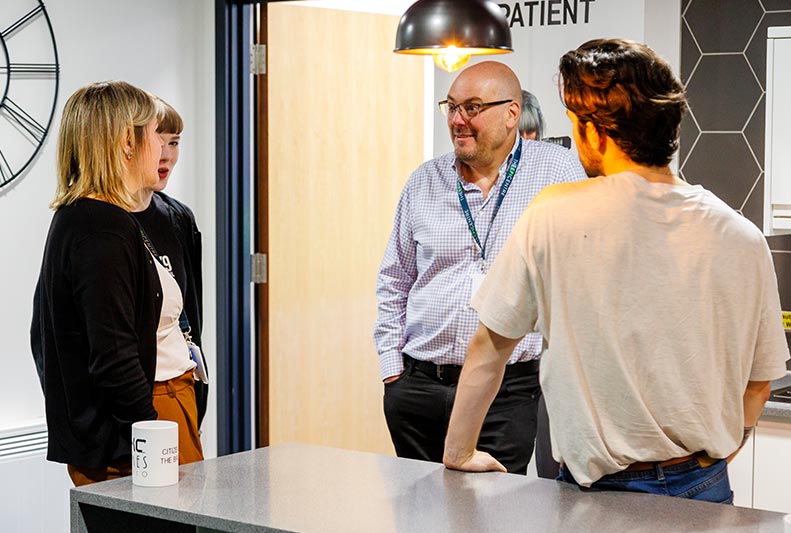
[125,151,133,160]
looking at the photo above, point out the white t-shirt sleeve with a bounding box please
[471,209,541,340]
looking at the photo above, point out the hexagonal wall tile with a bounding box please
[768,234,791,252]
[762,1,791,11]
[685,0,763,53]
[681,20,700,85]
[771,250,791,310]
[679,112,700,167]
[745,11,791,91]
[740,173,763,228]
[744,95,765,167]
[686,55,762,131]
[682,133,760,209]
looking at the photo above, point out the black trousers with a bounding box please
[383,358,540,475]
[534,393,560,479]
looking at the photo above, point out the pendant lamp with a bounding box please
[393,0,513,72]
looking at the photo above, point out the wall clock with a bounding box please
[0,0,59,192]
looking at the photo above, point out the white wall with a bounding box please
[0,0,217,461]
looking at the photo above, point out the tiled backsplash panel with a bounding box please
[681,2,791,358]
[686,55,762,131]
[741,174,764,229]
[744,11,791,90]
[685,0,763,53]
[681,2,791,242]
[682,133,760,209]
[680,21,700,86]
[761,0,791,14]
[678,111,700,171]
[768,236,791,253]
[773,252,791,303]
[771,251,791,368]
[744,95,765,165]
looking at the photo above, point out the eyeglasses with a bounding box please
[438,99,512,120]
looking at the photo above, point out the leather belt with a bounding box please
[403,354,540,385]
[623,451,710,472]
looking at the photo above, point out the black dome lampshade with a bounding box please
[394,0,513,72]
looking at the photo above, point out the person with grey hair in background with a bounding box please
[519,90,545,141]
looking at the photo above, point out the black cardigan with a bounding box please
[148,192,208,425]
[31,198,161,469]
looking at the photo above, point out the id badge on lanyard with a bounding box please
[470,271,487,299]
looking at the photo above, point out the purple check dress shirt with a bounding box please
[374,137,587,379]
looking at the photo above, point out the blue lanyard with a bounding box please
[456,138,522,262]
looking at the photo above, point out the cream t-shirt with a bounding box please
[472,171,789,486]
[150,251,196,382]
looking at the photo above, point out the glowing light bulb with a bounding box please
[433,46,471,72]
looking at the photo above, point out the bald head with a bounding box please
[445,61,523,174]
[449,61,522,104]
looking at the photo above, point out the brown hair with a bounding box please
[52,80,159,210]
[155,97,183,135]
[559,39,687,166]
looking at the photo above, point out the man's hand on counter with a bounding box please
[443,448,507,473]
[443,323,520,475]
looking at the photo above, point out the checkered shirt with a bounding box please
[374,138,587,379]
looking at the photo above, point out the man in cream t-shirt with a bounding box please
[442,39,789,504]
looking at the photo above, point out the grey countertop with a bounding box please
[71,442,789,533]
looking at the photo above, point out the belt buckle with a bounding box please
[435,365,445,381]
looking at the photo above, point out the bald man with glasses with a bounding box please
[374,61,586,474]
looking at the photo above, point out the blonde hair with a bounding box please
[155,97,183,135]
[52,80,159,211]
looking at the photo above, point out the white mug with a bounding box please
[131,420,179,487]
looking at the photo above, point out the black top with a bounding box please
[133,192,207,425]
[133,194,189,307]
[31,198,161,469]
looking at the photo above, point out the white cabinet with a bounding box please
[753,418,791,513]
[728,431,754,508]
[727,415,791,513]
[764,26,791,236]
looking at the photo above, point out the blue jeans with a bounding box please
[558,457,734,504]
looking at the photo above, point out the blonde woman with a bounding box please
[31,81,201,486]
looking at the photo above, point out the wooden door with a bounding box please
[266,3,425,453]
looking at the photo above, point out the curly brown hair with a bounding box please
[559,39,687,167]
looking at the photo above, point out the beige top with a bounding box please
[472,171,790,486]
[150,251,196,382]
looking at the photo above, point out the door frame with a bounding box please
[215,0,255,456]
